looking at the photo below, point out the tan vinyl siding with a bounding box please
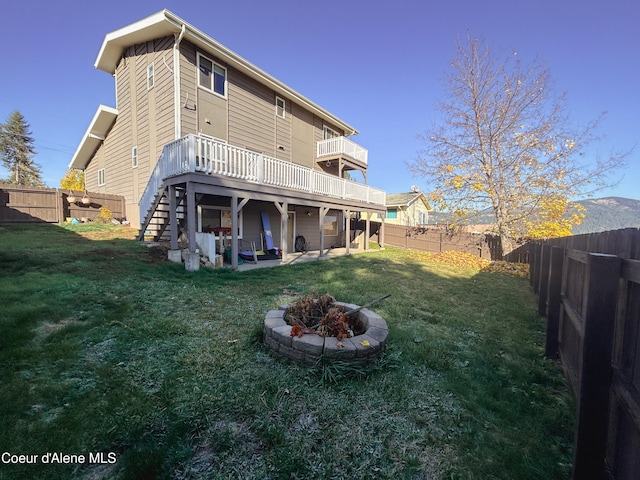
[292,208,344,249]
[275,96,291,162]
[151,36,175,159]
[84,37,176,225]
[228,69,274,155]
[179,42,197,136]
[84,142,106,192]
[291,102,315,168]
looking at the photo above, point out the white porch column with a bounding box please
[231,195,239,269]
[273,201,288,262]
[344,209,351,255]
[319,207,329,258]
[365,214,371,250]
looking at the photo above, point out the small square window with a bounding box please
[276,96,285,118]
[98,168,105,186]
[132,146,138,168]
[387,208,397,219]
[147,63,154,90]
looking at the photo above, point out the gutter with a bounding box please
[174,24,186,140]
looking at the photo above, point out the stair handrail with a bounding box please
[139,135,196,226]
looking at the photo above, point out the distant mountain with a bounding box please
[573,197,640,234]
[427,197,640,235]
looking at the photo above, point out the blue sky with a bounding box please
[1,0,638,199]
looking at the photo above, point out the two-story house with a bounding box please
[69,10,386,268]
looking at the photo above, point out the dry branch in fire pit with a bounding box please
[284,292,365,339]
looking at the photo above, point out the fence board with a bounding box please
[545,246,564,358]
[606,259,640,479]
[384,223,501,260]
[532,229,640,479]
[0,185,125,223]
[562,253,620,480]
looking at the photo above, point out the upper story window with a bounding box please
[323,125,339,140]
[387,208,397,219]
[132,146,138,168]
[147,63,154,90]
[198,53,227,98]
[276,96,286,118]
[98,168,105,186]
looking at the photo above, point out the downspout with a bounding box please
[173,24,186,140]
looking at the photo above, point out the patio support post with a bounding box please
[379,218,385,248]
[344,209,351,255]
[231,195,239,269]
[169,185,178,251]
[365,214,371,250]
[273,201,288,262]
[319,207,329,258]
[186,182,197,252]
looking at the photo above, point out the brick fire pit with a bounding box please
[263,302,388,364]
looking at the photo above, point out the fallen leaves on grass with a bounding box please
[423,251,529,278]
[428,251,491,270]
[482,261,529,278]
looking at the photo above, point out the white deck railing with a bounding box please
[140,134,385,222]
[316,136,368,165]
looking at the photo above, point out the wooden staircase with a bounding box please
[137,185,186,241]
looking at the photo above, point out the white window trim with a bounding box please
[323,125,339,140]
[98,168,105,186]
[147,63,154,90]
[197,53,227,99]
[132,146,138,168]
[276,96,286,118]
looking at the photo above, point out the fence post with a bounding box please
[531,243,541,292]
[545,246,564,359]
[538,244,552,316]
[571,253,621,480]
[56,188,65,223]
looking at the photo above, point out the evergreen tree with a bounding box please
[0,111,44,186]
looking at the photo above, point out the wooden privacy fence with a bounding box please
[530,227,640,480]
[384,223,504,260]
[0,184,125,224]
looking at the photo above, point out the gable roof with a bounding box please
[386,192,432,210]
[95,9,358,136]
[68,105,118,170]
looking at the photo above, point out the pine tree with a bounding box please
[0,111,44,186]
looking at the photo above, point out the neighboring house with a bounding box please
[69,10,386,268]
[384,192,432,226]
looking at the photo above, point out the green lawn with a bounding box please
[0,223,574,479]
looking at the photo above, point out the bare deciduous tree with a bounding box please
[410,35,628,256]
